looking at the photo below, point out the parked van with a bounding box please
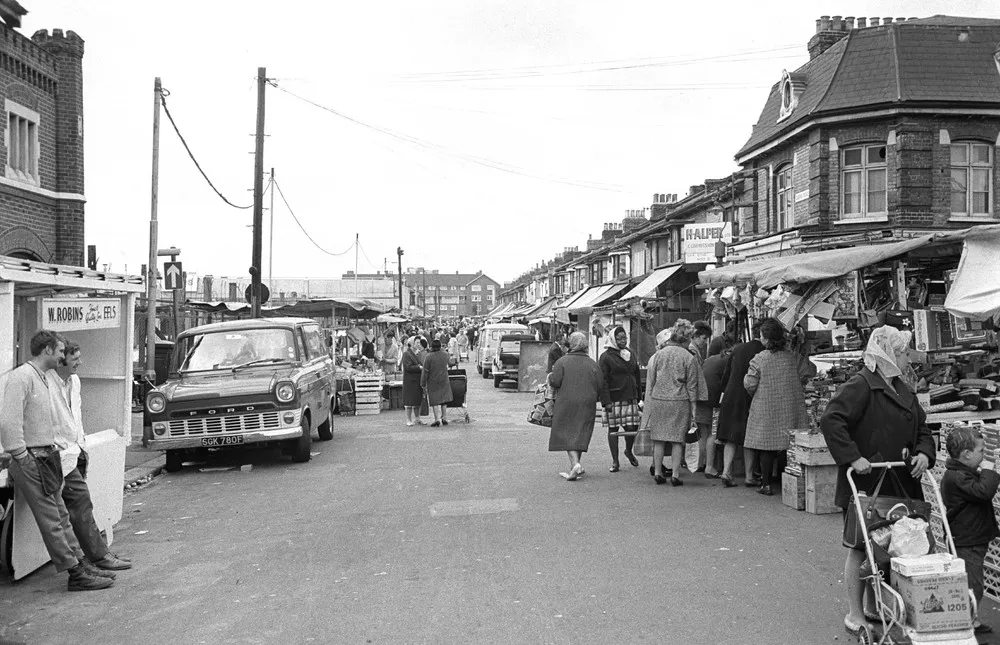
[477,322,531,378]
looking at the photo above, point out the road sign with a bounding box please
[164,261,183,291]
[245,283,270,305]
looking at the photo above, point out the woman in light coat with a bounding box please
[548,331,610,481]
[643,320,707,486]
[743,318,816,496]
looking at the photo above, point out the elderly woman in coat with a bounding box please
[420,338,453,427]
[643,320,708,486]
[820,325,934,636]
[548,331,610,481]
[743,318,816,496]
[401,336,425,427]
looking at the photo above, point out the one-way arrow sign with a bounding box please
[164,261,183,291]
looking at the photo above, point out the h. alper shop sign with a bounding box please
[683,222,733,264]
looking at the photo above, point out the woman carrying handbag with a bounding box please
[599,326,641,473]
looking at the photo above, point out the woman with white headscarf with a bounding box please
[599,325,641,472]
[820,325,935,636]
[548,331,611,481]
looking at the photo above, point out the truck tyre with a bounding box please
[493,374,502,388]
[164,450,183,473]
[317,406,334,441]
[292,416,312,463]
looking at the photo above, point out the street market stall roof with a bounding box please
[274,298,385,319]
[376,313,409,323]
[0,256,145,297]
[944,224,1000,321]
[697,230,983,289]
[509,303,535,317]
[485,301,517,318]
[619,265,684,300]
[525,295,558,319]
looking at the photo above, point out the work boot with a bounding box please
[79,556,116,579]
[67,564,114,591]
[92,552,132,571]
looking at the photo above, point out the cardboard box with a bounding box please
[891,554,966,577]
[804,464,840,514]
[891,571,972,633]
[913,309,938,352]
[782,471,805,510]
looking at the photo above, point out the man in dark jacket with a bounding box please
[941,425,1000,635]
[547,334,568,373]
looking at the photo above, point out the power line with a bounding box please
[355,239,382,273]
[158,90,253,210]
[269,81,623,193]
[272,180,356,256]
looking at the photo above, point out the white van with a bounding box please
[478,322,530,378]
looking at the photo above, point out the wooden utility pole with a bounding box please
[268,167,275,294]
[250,66,266,318]
[396,247,404,311]
[144,77,161,381]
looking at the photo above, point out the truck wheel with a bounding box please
[164,450,183,473]
[476,364,482,375]
[292,416,312,463]
[493,374,502,388]
[483,368,491,379]
[317,406,334,441]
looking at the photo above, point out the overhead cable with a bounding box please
[158,90,253,210]
[273,180,356,256]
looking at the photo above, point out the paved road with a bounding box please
[2,363,995,644]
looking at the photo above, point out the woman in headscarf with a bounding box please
[743,318,816,496]
[643,320,707,486]
[820,325,935,636]
[599,326,641,472]
[548,331,610,481]
[401,336,425,427]
[716,319,765,488]
[420,338,453,426]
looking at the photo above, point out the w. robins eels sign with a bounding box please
[42,298,121,332]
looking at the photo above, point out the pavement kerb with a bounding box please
[123,455,166,489]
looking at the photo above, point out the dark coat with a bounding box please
[941,458,1000,547]
[420,349,453,406]
[548,351,610,452]
[401,348,423,407]
[702,353,728,408]
[547,343,565,373]
[715,340,764,445]
[820,368,936,508]
[598,347,640,402]
[361,339,376,360]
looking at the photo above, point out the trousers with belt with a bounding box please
[8,452,79,572]
[61,451,110,561]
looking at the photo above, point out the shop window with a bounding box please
[776,165,794,229]
[950,142,993,217]
[5,101,39,185]
[841,144,887,218]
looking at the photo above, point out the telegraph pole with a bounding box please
[144,77,161,382]
[396,247,404,311]
[250,66,266,318]
[268,167,275,294]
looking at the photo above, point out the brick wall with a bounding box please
[0,25,84,264]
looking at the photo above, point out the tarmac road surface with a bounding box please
[2,361,996,644]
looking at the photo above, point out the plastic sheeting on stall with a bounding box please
[944,225,1000,321]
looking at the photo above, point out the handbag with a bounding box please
[633,421,653,457]
[842,466,932,551]
[684,425,700,444]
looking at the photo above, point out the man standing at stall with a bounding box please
[0,330,112,591]
[48,339,132,573]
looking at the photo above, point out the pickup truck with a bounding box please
[491,334,535,388]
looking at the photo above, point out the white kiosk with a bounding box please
[0,257,142,580]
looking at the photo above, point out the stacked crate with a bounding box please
[353,374,383,416]
[782,431,839,514]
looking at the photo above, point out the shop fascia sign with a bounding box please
[683,222,733,263]
[42,298,121,331]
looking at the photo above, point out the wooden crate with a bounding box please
[782,471,805,510]
[803,464,840,514]
[794,431,837,466]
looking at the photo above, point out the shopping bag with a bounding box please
[527,385,554,427]
[633,427,653,457]
[842,467,931,551]
[888,516,934,558]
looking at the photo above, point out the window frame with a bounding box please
[840,143,888,219]
[950,141,993,218]
[776,164,794,230]
[5,99,40,186]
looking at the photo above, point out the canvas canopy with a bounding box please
[944,225,1000,321]
[620,265,683,300]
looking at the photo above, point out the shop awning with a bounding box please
[525,295,558,318]
[619,265,683,300]
[0,256,145,296]
[568,284,619,314]
[486,302,517,318]
[698,236,935,289]
[945,225,1000,321]
[572,282,631,315]
[555,287,588,310]
[273,298,385,319]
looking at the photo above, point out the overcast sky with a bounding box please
[23,1,997,286]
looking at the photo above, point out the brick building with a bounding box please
[734,15,1000,260]
[0,24,85,265]
[344,269,500,317]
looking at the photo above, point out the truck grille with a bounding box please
[167,412,283,437]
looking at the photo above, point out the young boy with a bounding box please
[941,425,1000,636]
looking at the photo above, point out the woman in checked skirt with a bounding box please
[599,326,641,472]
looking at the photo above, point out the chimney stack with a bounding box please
[808,14,852,59]
[845,16,855,30]
[857,17,867,28]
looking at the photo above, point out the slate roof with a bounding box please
[737,16,1000,160]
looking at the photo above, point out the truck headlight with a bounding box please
[276,381,295,403]
[146,391,166,414]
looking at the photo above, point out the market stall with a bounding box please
[0,257,143,579]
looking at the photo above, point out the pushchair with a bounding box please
[446,367,470,423]
[847,461,977,645]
